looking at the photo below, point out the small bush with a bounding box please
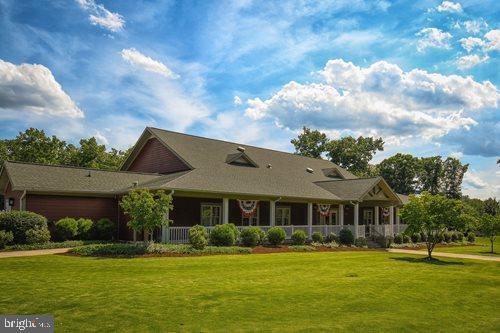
[443,232,452,243]
[71,243,146,256]
[267,227,286,246]
[3,240,105,251]
[324,232,338,243]
[354,237,367,247]
[291,230,307,245]
[25,228,51,244]
[451,232,459,242]
[311,232,323,243]
[0,211,48,244]
[210,223,238,246]
[289,245,316,252]
[240,227,262,247]
[394,234,403,244]
[188,225,208,250]
[55,218,79,240]
[435,233,444,243]
[93,218,116,240]
[411,233,421,243]
[76,218,93,240]
[402,234,411,243]
[456,232,464,242]
[339,229,354,245]
[375,235,393,248]
[420,232,428,242]
[467,232,476,243]
[0,230,14,249]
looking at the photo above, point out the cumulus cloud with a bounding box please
[457,54,489,69]
[245,59,499,144]
[416,28,452,52]
[0,59,84,118]
[460,37,485,52]
[76,0,124,32]
[463,172,488,189]
[436,1,462,13]
[120,48,179,79]
[234,95,243,105]
[463,20,486,34]
[484,29,500,51]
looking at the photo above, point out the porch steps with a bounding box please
[366,239,382,249]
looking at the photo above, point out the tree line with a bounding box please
[291,127,469,198]
[0,128,131,171]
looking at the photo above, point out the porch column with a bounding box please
[339,204,344,225]
[353,203,359,239]
[395,207,400,233]
[222,198,229,224]
[133,230,137,242]
[389,205,394,234]
[270,200,276,226]
[374,206,379,225]
[307,203,313,238]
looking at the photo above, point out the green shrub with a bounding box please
[291,230,307,245]
[411,233,421,243]
[289,245,316,252]
[0,211,48,244]
[394,234,403,244]
[375,235,393,248]
[25,228,51,244]
[420,231,428,242]
[443,232,452,243]
[3,240,105,251]
[93,218,116,240]
[240,227,262,247]
[311,232,323,243]
[324,232,338,243]
[435,233,444,243]
[467,232,476,243]
[55,218,78,240]
[451,232,459,242]
[456,232,464,242]
[210,223,238,246]
[402,234,411,243]
[339,229,354,245]
[76,218,93,240]
[266,227,286,246]
[70,243,146,256]
[354,237,367,247]
[0,230,14,249]
[146,243,251,255]
[188,225,208,250]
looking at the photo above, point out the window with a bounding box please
[242,207,259,226]
[363,210,373,224]
[276,206,291,226]
[318,211,337,225]
[201,204,222,226]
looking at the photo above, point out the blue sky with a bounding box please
[0,0,498,198]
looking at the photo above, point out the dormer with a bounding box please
[322,167,345,179]
[225,151,259,168]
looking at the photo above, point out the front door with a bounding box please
[363,210,373,237]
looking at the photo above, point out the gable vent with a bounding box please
[267,164,272,169]
[306,167,314,173]
[237,146,246,152]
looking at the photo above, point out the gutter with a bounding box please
[19,190,27,211]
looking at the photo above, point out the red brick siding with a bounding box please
[26,194,119,223]
[127,138,189,174]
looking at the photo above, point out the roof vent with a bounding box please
[267,164,272,169]
[237,146,246,152]
[306,167,314,173]
[132,181,139,187]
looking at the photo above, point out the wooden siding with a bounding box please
[26,194,119,223]
[3,182,22,210]
[127,138,189,174]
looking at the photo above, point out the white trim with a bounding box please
[200,203,222,226]
[353,203,359,239]
[222,198,229,224]
[275,206,291,226]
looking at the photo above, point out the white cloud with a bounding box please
[245,59,499,143]
[76,0,124,32]
[457,54,489,69]
[93,131,109,145]
[436,1,462,13]
[463,171,488,189]
[484,29,500,51]
[120,48,179,79]
[459,37,485,52]
[416,28,452,52]
[0,59,83,118]
[463,20,485,34]
[449,151,463,159]
[234,95,243,105]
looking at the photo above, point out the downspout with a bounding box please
[19,190,27,211]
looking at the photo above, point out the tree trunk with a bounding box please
[491,237,494,253]
[426,242,433,260]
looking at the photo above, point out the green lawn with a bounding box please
[436,237,499,256]
[0,251,499,332]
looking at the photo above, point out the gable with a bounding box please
[225,152,259,168]
[125,137,190,174]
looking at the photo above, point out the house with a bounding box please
[0,127,408,242]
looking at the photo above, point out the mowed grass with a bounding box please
[436,237,500,256]
[0,251,499,332]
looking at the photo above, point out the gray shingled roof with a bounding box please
[1,161,164,194]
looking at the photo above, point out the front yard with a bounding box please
[0,251,498,332]
[435,236,499,256]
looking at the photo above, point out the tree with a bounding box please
[326,136,384,176]
[483,198,499,216]
[119,189,173,241]
[441,157,468,199]
[479,214,499,253]
[418,156,443,194]
[290,127,329,158]
[400,192,465,259]
[378,153,419,194]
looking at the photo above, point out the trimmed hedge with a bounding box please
[325,232,338,243]
[3,240,106,252]
[0,211,49,244]
[189,225,208,250]
[93,218,116,240]
[355,237,367,247]
[467,232,476,243]
[25,228,51,244]
[291,230,307,245]
[240,227,263,247]
[210,223,238,246]
[311,232,323,243]
[0,230,14,249]
[55,218,78,240]
[77,218,93,240]
[71,243,146,256]
[394,234,403,244]
[267,227,286,246]
[339,229,354,245]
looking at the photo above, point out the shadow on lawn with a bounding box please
[391,256,465,266]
